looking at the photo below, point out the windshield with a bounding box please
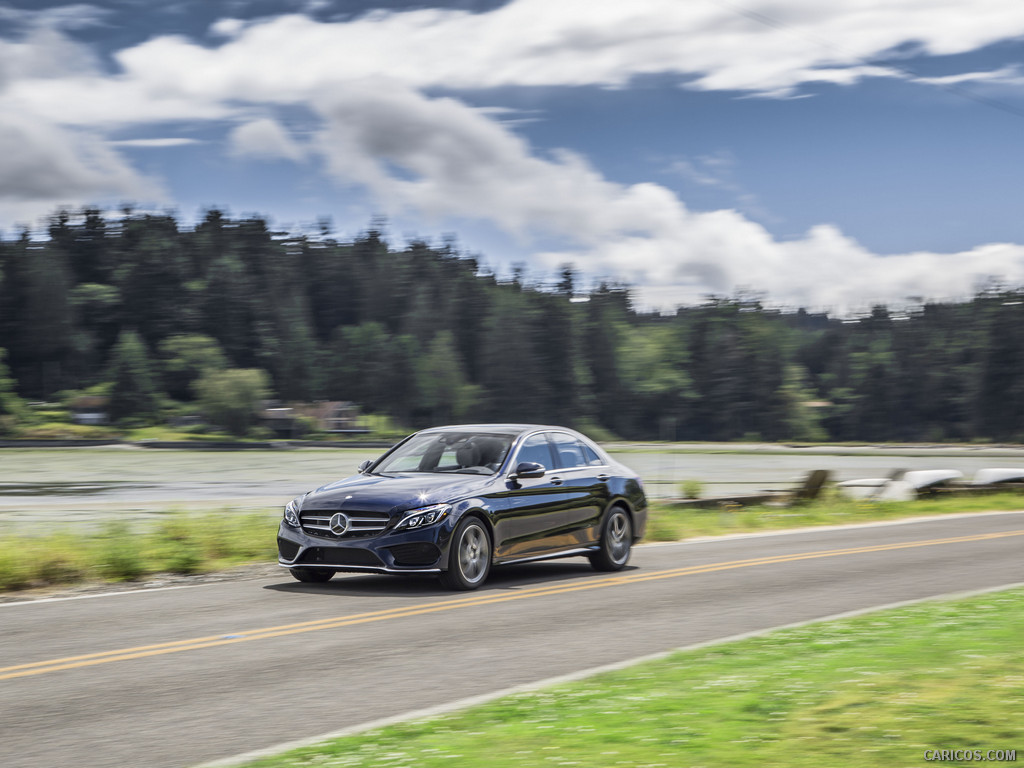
[374,432,515,475]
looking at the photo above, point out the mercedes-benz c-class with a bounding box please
[277,424,647,590]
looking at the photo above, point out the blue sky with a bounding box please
[3,0,1024,311]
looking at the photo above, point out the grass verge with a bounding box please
[2,494,1021,593]
[645,491,1024,541]
[0,510,278,592]
[238,587,1024,768]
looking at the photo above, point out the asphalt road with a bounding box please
[2,511,1023,768]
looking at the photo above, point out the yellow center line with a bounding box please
[2,528,1022,682]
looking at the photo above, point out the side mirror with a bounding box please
[358,459,373,473]
[512,461,546,479]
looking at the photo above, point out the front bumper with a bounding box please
[276,517,455,574]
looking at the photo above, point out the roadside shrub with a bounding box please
[94,525,146,581]
[0,548,32,590]
[153,514,204,574]
[680,479,704,499]
[227,513,280,560]
[161,539,203,574]
[30,545,88,585]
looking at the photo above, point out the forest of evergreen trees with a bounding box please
[1,207,1023,442]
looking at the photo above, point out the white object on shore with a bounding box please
[971,468,1024,486]
[838,469,963,501]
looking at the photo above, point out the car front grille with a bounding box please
[300,510,390,539]
[296,547,384,568]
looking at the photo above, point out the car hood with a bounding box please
[300,472,494,516]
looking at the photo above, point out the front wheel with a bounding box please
[289,567,335,583]
[589,507,633,571]
[439,517,491,590]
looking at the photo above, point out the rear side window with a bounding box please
[550,432,587,469]
[515,433,554,469]
[580,441,604,466]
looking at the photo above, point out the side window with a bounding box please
[515,433,553,469]
[579,440,604,466]
[550,432,586,469]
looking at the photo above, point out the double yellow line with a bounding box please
[2,528,1022,682]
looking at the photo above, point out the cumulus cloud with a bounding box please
[209,18,248,39]
[228,117,305,161]
[310,83,1024,311]
[0,25,102,85]
[4,1,1024,307]
[91,0,1024,99]
[0,113,162,204]
[8,1,1024,127]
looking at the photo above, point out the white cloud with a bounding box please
[0,4,110,33]
[109,137,202,147]
[914,65,1024,87]
[0,112,162,206]
[228,118,305,161]
[209,18,247,39]
[7,1,1024,130]
[0,25,102,85]
[311,83,1024,311]
[86,1,1024,101]
[4,2,1024,308]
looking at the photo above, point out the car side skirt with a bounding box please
[493,546,600,566]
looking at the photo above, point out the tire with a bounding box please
[289,567,335,583]
[439,517,492,590]
[589,506,633,571]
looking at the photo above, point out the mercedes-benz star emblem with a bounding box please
[329,512,350,535]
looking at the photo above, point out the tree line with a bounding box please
[1,207,1023,442]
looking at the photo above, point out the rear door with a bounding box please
[546,431,611,548]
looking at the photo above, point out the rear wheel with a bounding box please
[289,567,335,583]
[440,517,491,590]
[589,507,632,571]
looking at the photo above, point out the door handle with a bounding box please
[550,476,564,486]
[597,474,610,482]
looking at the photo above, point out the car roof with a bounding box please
[418,424,565,435]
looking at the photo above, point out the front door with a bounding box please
[491,432,579,559]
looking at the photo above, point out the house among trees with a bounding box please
[70,395,109,426]
[258,401,367,438]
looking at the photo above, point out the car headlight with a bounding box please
[283,497,302,527]
[395,503,450,530]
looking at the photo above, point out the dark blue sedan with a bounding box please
[277,424,647,590]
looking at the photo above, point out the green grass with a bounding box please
[123,425,237,441]
[645,491,1024,541]
[240,587,1024,768]
[12,421,120,439]
[1,490,1020,593]
[0,510,279,591]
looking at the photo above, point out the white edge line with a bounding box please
[0,582,211,606]
[193,579,1024,768]
[0,571,364,608]
[5,508,1023,607]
